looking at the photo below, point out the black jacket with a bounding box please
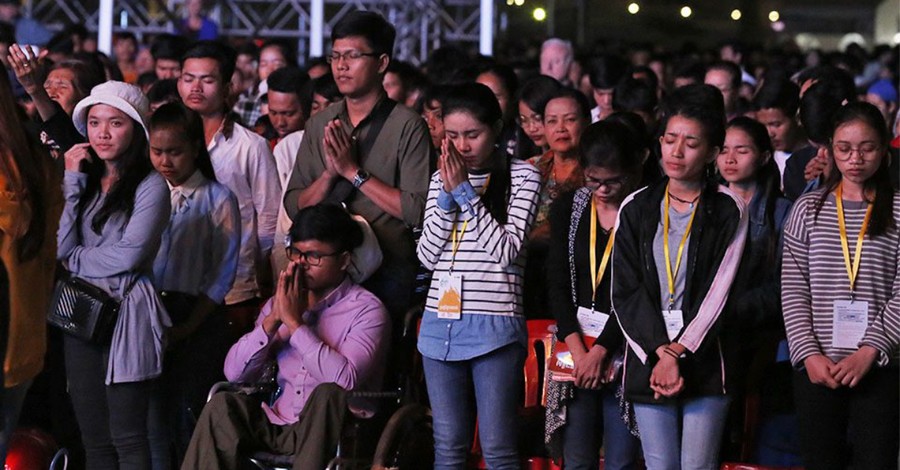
[611,179,745,403]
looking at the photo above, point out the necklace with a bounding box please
[667,191,700,209]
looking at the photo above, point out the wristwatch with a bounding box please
[352,169,371,189]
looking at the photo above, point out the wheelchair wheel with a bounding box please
[371,404,434,470]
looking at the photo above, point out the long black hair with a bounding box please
[148,102,217,182]
[815,101,895,237]
[442,82,511,224]
[78,110,153,234]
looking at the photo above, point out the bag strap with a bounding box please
[326,98,398,203]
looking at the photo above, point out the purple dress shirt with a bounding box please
[223,277,390,425]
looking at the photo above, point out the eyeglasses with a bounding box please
[285,247,343,266]
[584,175,628,190]
[327,51,380,64]
[831,143,881,161]
[517,114,543,128]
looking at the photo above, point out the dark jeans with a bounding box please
[563,387,641,470]
[64,335,153,470]
[181,383,348,470]
[793,366,899,470]
[149,294,230,469]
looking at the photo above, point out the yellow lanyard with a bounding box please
[663,186,697,309]
[835,183,873,294]
[449,176,490,271]
[589,198,616,310]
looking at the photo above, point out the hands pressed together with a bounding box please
[439,137,468,193]
[323,119,358,181]
[651,344,685,400]
[263,260,309,336]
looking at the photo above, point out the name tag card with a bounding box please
[576,307,610,338]
[437,273,463,320]
[832,299,868,349]
[662,309,684,341]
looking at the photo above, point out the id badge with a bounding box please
[832,299,868,349]
[662,309,684,341]
[576,307,610,338]
[437,273,463,320]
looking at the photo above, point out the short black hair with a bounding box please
[269,66,312,116]
[181,40,236,83]
[137,71,158,89]
[588,55,628,90]
[288,204,364,253]
[753,77,800,116]
[706,61,741,90]
[478,63,519,102]
[147,78,179,105]
[660,84,726,148]
[310,73,342,103]
[579,120,644,176]
[151,34,188,62]
[331,10,395,59]
[546,87,591,122]
[517,75,562,116]
[673,61,706,86]
[268,66,310,96]
[237,41,259,60]
[260,38,297,68]
[614,77,658,115]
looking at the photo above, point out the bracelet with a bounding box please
[663,347,680,360]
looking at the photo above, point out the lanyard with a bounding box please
[448,176,490,271]
[835,183,873,294]
[589,198,616,310]
[663,186,697,309]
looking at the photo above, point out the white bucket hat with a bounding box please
[72,81,150,139]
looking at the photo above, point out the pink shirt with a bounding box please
[223,278,391,425]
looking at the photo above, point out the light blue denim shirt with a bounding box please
[418,176,533,361]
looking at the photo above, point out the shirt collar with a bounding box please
[308,276,355,315]
[335,92,390,129]
[166,170,204,198]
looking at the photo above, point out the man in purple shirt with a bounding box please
[182,204,390,470]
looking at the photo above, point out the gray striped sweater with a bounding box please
[781,190,900,368]
[417,160,542,317]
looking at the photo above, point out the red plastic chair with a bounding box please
[469,320,557,469]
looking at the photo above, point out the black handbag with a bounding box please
[46,276,130,344]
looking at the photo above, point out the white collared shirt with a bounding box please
[153,170,242,304]
[208,120,281,304]
[272,130,305,276]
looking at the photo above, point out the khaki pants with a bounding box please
[181,383,348,470]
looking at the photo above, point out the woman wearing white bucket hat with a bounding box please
[57,80,171,469]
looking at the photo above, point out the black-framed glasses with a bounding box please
[831,143,881,161]
[327,51,380,64]
[584,175,628,190]
[285,247,343,266]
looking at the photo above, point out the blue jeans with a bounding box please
[632,395,731,470]
[563,387,641,470]
[423,343,525,470]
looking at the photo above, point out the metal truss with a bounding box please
[23,0,483,64]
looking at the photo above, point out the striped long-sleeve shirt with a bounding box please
[781,190,900,368]
[416,159,541,361]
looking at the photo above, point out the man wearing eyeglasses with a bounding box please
[283,10,431,326]
[182,204,390,470]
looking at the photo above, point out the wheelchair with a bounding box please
[204,304,435,470]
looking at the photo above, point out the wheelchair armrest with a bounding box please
[348,388,402,401]
[206,381,279,404]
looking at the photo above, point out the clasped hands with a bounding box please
[650,343,685,400]
[803,346,878,390]
[322,119,359,181]
[263,260,309,336]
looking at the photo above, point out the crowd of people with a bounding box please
[0,6,898,470]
